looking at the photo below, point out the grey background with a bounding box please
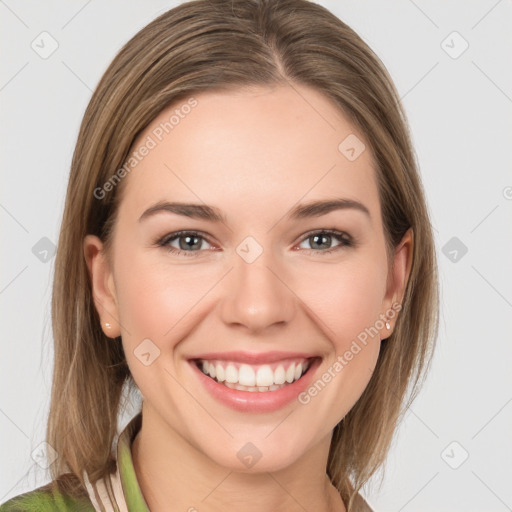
[1,1,511,510]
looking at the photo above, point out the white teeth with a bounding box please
[198,359,312,390]
[228,382,287,392]
[256,365,274,387]
[225,364,238,383]
[285,364,295,383]
[238,364,256,387]
[215,363,225,382]
[274,365,286,384]
[294,362,302,381]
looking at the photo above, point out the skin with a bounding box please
[84,83,412,512]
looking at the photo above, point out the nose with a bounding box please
[219,247,296,333]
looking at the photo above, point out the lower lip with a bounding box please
[189,358,321,413]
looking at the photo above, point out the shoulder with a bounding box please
[0,474,95,512]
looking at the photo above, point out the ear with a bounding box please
[83,234,121,338]
[381,227,413,335]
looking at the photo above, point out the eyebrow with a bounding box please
[288,198,370,220]
[138,201,227,223]
[138,198,370,224]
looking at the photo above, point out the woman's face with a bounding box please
[85,84,410,473]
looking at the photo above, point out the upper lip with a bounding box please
[189,351,319,365]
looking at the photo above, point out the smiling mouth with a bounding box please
[193,357,316,392]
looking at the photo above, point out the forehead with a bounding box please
[117,84,379,226]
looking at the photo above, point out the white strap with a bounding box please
[83,469,126,512]
[83,470,109,512]
[110,461,129,512]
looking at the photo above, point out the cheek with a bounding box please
[113,253,210,397]
[113,242,225,364]
[296,258,387,414]
[115,257,200,341]
[295,255,388,345]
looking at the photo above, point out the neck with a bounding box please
[131,403,346,512]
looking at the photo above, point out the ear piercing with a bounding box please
[385,321,391,330]
[104,322,112,329]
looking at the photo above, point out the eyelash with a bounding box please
[154,229,354,257]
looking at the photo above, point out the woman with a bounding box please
[0,0,438,510]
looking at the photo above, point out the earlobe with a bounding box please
[83,234,121,338]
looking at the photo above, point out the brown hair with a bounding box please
[48,0,438,509]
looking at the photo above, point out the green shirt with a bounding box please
[0,412,374,511]
[0,412,148,512]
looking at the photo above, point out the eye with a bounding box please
[155,231,214,257]
[296,229,353,255]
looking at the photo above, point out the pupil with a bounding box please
[312,234,330,250]
[180,235,200,250]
